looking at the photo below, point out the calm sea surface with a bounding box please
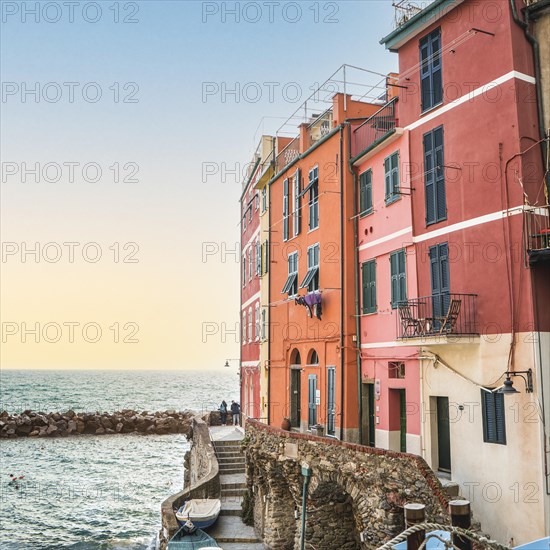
[0,369,239,549]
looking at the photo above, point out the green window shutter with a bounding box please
[390,252,398,308]
[362,260,376,314]
[398,250,407,303]
[384,158,391,199]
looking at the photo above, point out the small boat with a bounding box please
[176,499,221,529]
[167,525,220,549]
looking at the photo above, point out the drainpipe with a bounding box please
[509,0,550,197]
[339,125,346,441]
[267,137,274,426]
[300,464,312,550]
[347,123,364,445]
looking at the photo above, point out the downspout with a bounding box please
[347,122,364,446]
[509,0,550,197]
[267,137,275,425]
[339,125,345,441]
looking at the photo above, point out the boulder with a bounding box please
[46,424,58,436]
[95,427,105,435]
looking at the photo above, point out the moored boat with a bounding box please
[175,499,221,529]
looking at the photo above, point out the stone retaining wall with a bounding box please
[159,417,220,549]
[244,419,449,549]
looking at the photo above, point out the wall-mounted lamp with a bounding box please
[497,369,533,394]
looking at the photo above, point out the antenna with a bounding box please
[392,0,423,28]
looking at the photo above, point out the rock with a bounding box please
[65,410,76,419]
[67,420,77,433]
[105,428,115,434]
[116,422,123,433]
[46,424,58,436]
[76,420,85,434]
[100,417,113,429]
[29,430,40,437]
[95,427,105,435]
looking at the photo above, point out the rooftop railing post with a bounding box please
[404,503,425,550]
[449,499,472,550]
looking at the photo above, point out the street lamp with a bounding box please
[497,369,533,394]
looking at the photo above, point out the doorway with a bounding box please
[290,368,301,428]
[361,383,375,447]
[436,396,451,472]
[398,389,407,452]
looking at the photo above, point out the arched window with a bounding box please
[248,307,253,342]
[290,349,301,366]
[255,303,260,341]
[307,349,319,366]
[242,311,247,343]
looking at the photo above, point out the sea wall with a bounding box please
[0,409,195,439]
[244,419,450,549]
[159,416,220,549]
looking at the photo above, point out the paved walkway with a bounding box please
[207,426,265,549]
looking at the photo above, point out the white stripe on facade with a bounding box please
[404,71,536,132]
[412,206,524,243]
[241,291,261,311]
[241,361,260,367]
[358,227,413,252]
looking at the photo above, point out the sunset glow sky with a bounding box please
[1,0,395,370]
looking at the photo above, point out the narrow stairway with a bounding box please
[208,429,264,549]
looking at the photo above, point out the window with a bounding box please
[242,255,246,286]
[389,361,405,379]
[254,193,259,211]
[282,251,298,297]
[308,167,319,230]
[424,125,446,224]
[308,374,317,427]
[300,243,320,292]
[242,207,247,231]
[255,240,261,276]
[359,169,372,216]
[261,187,267,213]
[261,308,267,341]
[255,303,260,341]
[262,240,269,275]
[283,178,289,241]
[248,247,253,281]
[362,260,376,314]
[242,311,247,343]
[420,27,442,112]
[293,169,301,237]
[327,367,336,436]
[390,249,407,308]
[481,390,506,445]
[248,204,252,222]
[384,151,400,204]
[308,349,319,366]
[248,307,253,342]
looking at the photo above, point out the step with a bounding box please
[221,488,247,497]
[216,451,243,459]
[220,499,243,516]
[219,461,245,468]
[207,516,260,543]
[213,439,243,448]
[219,468,245,475]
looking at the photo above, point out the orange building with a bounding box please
[267,92,383,442]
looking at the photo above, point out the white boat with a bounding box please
[175,499,222,529]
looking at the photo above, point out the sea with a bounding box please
[0,369,240,549]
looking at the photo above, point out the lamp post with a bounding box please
[299,463,312,550]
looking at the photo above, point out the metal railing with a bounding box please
[276,136,300,172]
[352,97,398,158]
[396,293,478,339]
[525,205,550,252]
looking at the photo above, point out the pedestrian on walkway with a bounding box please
[230,400,241,426]
[218,400,228,425]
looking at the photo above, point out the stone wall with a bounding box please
[244,419,449,550]
[0,409,194,439]
[159,417,220,549]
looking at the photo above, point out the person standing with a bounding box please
[230,400,241,426]
[218,400,228,425]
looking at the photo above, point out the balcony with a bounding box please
[525,205,550,266]
[351,97,399,159]
[397,293,478,340]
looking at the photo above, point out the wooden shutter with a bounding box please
[390,252,399,308]
[420,35,431,111]
[434,126,446,221]
[424,131,436,224]
[362,260,376,314]
[294,169,301,236]
[384,157,391,199]
[494,392,506,444]
[431,29,443,106]
[398,250,407,303]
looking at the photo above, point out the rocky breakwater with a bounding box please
[0,409,196,439]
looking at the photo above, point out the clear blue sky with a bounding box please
[1,0,397,370]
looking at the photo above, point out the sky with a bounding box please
[0,0,397,370]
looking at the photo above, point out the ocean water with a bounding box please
[0,369,240,549]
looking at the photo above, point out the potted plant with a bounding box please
[281,417,291,431]
[314,424,324,436]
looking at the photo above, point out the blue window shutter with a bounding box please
[420,28,442,112]
[359,171,367,213]
[366,171,372,212]
[434,126,446,221]
[283,178,289,240]
[294,169,301,236]
[431,30,443,106]
[420,38,431,111]
[398,250,407,303]
[384,157,391,199]
[390,253,398,308]
[424,132,436,224]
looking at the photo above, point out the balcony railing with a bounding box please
[352,97,398,158]
[276,136,300,173]
[525,205,550,265]
[397,293,478,339]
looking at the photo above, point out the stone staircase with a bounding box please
[208,432,264,549]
